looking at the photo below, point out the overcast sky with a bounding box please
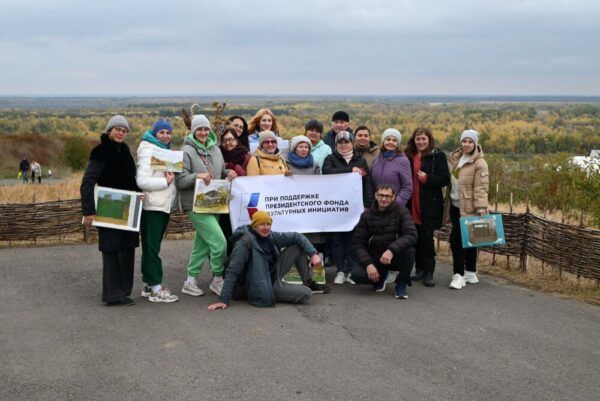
[1,0,599,96]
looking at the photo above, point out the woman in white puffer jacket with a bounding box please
[136,118,179,303]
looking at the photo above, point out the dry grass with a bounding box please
[437,242,600,306]
[0,173,83,203]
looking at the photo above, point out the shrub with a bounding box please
[62,136,90,171]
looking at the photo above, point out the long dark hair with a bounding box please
[227,115,249,148]
[405,127,435,157]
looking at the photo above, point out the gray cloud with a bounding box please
[0,0,599,95]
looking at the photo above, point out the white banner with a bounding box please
[229,173,364,233]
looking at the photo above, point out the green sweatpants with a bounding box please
[140,210,171,286]
[187,211,226,277]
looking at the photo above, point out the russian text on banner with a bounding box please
[229,173,363,233]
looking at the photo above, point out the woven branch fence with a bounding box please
[1,200,599,281]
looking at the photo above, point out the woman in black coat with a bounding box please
[405,127,450,287]
[322,131,373,286]
[81,115,140,306]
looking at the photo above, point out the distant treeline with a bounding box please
[1,101,598,155]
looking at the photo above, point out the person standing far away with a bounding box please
[30,160,42,184]
[19,156,30,183]
[323,110,351,150]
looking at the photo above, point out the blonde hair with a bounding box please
[248,108,281,134]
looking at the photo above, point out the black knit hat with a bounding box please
[331,111,349,122]
[304,119,323,133]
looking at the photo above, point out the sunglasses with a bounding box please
[262,140,277,145]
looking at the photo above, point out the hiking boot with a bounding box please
[209,276,225,296]
[148,287,179,303]
[449,273,465,290]
[422,272,436,287]
[464,271,479,284]
[182,281,204,296]
[411,269,424,281]
[334,271,346,285]
[306,279,331,294]
[394,282,408,299]
[374,271,389,292]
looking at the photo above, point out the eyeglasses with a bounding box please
[262,140,277,145]
[223,137,237,143]
[376,193,393,199]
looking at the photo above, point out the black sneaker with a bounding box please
[422,272,436,287]
[306,279,331,294]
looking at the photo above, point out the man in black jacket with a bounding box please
[351,184,417,299]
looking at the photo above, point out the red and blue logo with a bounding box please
[246,192,260,219]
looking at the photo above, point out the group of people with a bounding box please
[19,157,43,184]
[80,108,489,308]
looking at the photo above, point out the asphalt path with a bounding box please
[1,240,599,401]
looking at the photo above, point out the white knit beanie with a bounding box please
[460,129,479,146]
[290,135,312,153]
[191,114,211,133]
[382,128,401,143]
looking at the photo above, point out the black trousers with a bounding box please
[350,247,415,286]
[414,224,436,274]
[449,205,477,275]
[101,248,135,303]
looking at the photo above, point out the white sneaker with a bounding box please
[209,276,224,296]
[345,273,356,285]
[182,281,204,296]
[334,271,346,285]
[464,271,479,284]
[449,273,465,290]
[148,287,179,303]
[386,271,399,284]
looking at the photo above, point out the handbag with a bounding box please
[459,214,506,248]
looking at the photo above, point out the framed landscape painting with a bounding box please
[193,179,230,214]
[459,214,506,248]
[150,148,184,172]
[92,186,143,232]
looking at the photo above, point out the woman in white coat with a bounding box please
[136,118,179,303]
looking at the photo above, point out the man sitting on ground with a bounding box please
[208,211,329,310]
[351,184,417,299]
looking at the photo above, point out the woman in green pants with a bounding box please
[176,114,237,297]
[136,118,179,303]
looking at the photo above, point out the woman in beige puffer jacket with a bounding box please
[444,129,489,290]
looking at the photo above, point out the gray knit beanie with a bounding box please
[381,128,401,144]
[105,115,130,133]
[460,129,479,146]
[290,135,312,153]
[191,114,211,134]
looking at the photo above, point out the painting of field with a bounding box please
[93,186,142,231]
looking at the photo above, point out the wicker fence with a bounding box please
[1,200,599,281]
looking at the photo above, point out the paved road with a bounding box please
[1,241,599,401]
